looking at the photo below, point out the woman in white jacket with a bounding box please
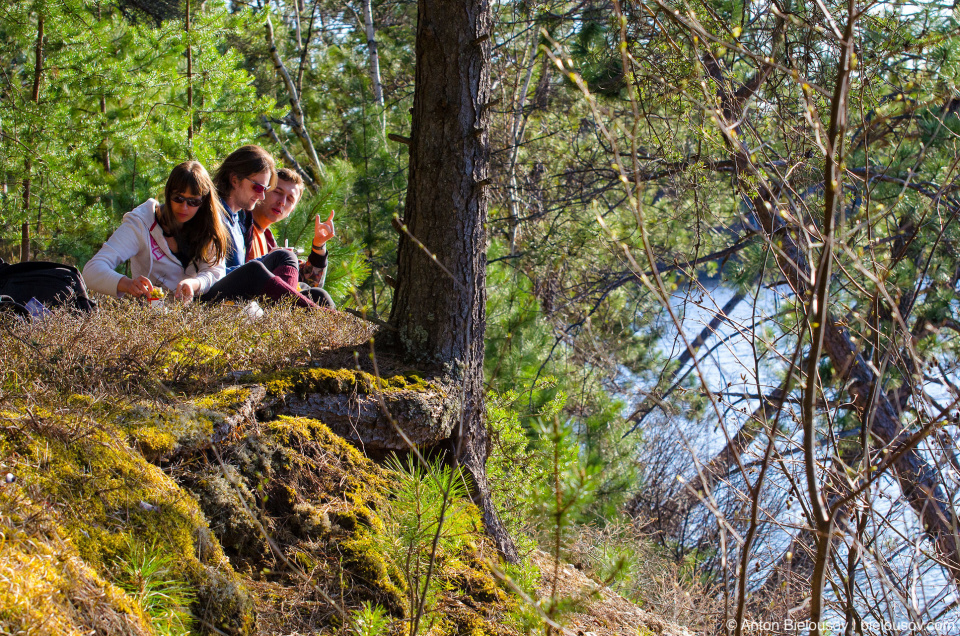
[84,161,230,301]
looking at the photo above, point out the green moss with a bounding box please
[0,489,153,635]
[177,412,415,627]
[330,504,379,534]
[180,414,387,558]
[118,404,216,462]
[383,373,434,393]
[0,352,525,636]
[0,411,255,635]
[435,606,501,636]
[194,386,254,413]
[448,564,506,604]
[186,466,269,560]
[128,425,179,459]
[267,415,371,468]
[256,367,441,399]
[339,533,408,617]
[290,549,318,572]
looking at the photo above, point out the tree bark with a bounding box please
[20,222,29,263]
[389,0,517,562]
[293,0,303,51]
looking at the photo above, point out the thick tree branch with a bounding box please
[265,15,324,180]
[260,115,318,193]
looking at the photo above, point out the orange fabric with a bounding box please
[246,223,270,262]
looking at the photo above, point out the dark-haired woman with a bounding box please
[83,161,229,301]
[199,144,318,308]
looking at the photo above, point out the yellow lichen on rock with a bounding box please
[0,356,520,636]
[194,386,255,414]
[268,415,370,469]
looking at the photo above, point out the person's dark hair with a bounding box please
[158,161,230,266]
[276,168,305,203]
[276,168,304,190]
[213,145,277,199]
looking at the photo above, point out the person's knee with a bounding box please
[307,287,335,309]
[251,260,272,275]
[227,260,272,290]
[200,260,273,302]
[263,249,298,271]
[244,260,273,285]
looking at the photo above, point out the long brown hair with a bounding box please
[158,161,230,266]
[213,145,277,200]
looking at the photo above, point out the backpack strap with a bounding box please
[0,294,29,318]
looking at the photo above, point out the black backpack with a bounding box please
[0,258,97,317]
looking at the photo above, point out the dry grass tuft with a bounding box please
[561,523,720,632]
[0,297,377,401]
[0,299,378,636]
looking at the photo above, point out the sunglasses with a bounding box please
[172,194,204,207]
[245,177,269,194]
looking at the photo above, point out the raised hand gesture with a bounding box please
[313,210,336,252]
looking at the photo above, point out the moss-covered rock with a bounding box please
[435,606,495,636]
[0,304,550,636]
[339,533,408,617]
[0,356,524,636]
[253,367,456,452]
[257,368,440,399]
[178,415,387,552]
[0,406,256,635]
[193,385,266,444]
[445,555,508,604]
[119,404,216,462]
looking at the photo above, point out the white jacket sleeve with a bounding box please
[82,214,145,297]
[193,258,225,295]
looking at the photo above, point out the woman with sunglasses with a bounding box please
[83,161,229,301]
[199,144,319,307]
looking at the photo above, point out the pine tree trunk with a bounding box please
[389,0,517,562]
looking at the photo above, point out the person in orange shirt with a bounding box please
[241,168,336,308]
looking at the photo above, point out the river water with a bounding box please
[624,280,960,632]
